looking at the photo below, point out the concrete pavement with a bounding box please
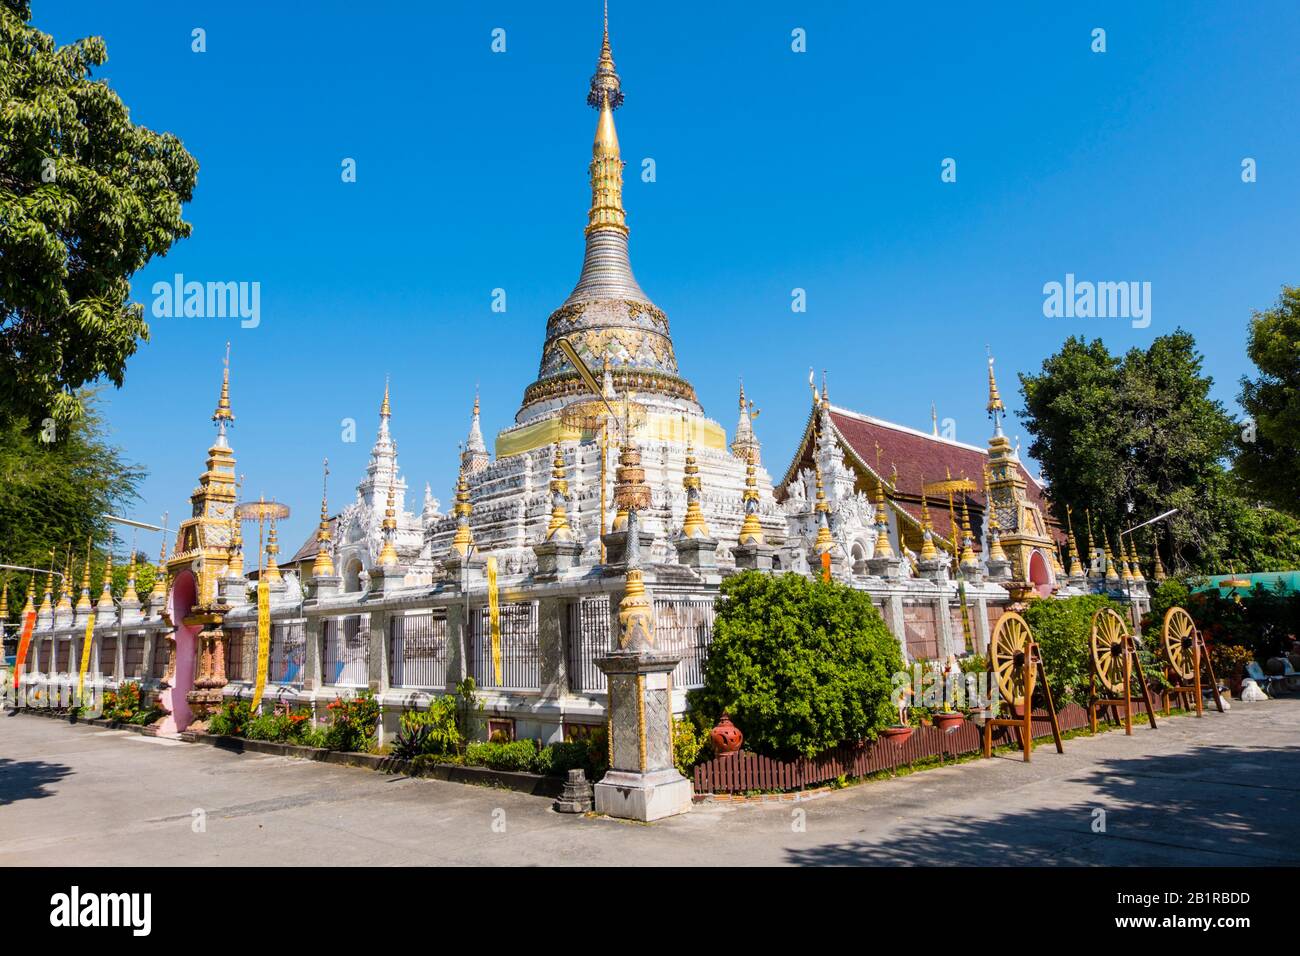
[2,699,1298,866]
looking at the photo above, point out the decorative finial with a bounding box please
[450,466,474,557]
[313,458,336,578]
[55,547,72,613]
[959,497,977,567]
[821,370,830,407]
[919,482,939,562]
[378,480,399,568]
[1103,529,1120,585]
[1152,539,1167,582]
[265,517,283,583]
[98,548,115,611]
[76,539,92,610]
[1065,505,1085,578]
[873,478,894,560]
[931,402,938,437]
[680,429,710,539]
[587,1,623,111]
[585,6,626,236]
[813,458,834,554]
[24,574,36,615]
[380,376,391,418]
[737,449,764,546]
[123,547,139,604]
[808,367,819,405]
[986,350,1004,436]
[213,342,235,426]
[545,443,574,542]
[151,520,170,603]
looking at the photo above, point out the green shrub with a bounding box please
[323,690,380,753]
[392,695,462,760]
[208,698,252,737]
[534,741,591,777]
[672,716,707,776]
[688,572,904,759]
[465,739,539,773]
[1021,594,1127,707]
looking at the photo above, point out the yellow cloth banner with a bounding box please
[76,612,96,704]
[250,580,271,712]
[486,556,502,686]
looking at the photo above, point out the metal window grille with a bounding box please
[469,601,539,691]
[323,615,369,687]
[100,634,119,680]
[269,621,306,685]
[123,635,146,679]
[389,611,447,689]
[566,596,610,693]
[653,597,715,689]
[150,634,171,678]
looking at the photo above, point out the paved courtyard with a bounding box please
[2,699,1298,866]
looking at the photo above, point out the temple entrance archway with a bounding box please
[159,569,200,734]
[1028,549,1053,598]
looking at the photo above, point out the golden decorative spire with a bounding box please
[380,376,391,418]
[1085,508,1097,576]
[1128,535,1145,583]
[1117,532,1133,582]
[919,484,939,561]
[313,459,336,578]
[680,433,710,539]
[958,497,976,566]
[24,575,36,616]
[378,481,399,568]
[39,553,54,615]
[931,402,939,437]
[985,480,1007,564]
[97,549,115,611]
[585,5,627,237]
[122,549,139,604]
[264,518,283,583]
[1065,505,1085,577]
[1152,540,1167,582]
[55,548,73,612]
[213,341,235,426]
[450,466,474,557]
[1,579,8,624]
[737,449,764,546]
[151,529,169,603]
[546,444,574,542]
[986,351,1005,438]
[813,459,834,554]
[1103,529,1120,585]
[873,479,894,560]
[76,541,92,611]
[821,370,830,408]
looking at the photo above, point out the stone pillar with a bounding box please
[972,594,991,654]
[593,439,691,822]
[302,613,325,692]
[934,591,955,660]
[536,595,569,700]
[445,602,469,692]
[534,541,583,582]
[733,542,775,571]
[368,608,389,696]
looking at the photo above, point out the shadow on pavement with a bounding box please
[0,756,75,806]
[785,744,1300,867]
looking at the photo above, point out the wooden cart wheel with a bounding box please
[1090,608,1129,696]
[1162,606,1197,682]
[990,612,1032,708]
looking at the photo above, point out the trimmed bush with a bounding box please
[465,739,539,773]
[689,572,904,759]
[1021,594,1127,706]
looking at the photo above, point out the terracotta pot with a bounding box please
[932,712,966,734]
[881,725,914,748]
[709,713,743,756]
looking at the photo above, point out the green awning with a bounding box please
[1192,571,1300,595]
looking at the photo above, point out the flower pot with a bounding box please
[932,712,966,734]
[881,725,914,748]
[709,713,743,757]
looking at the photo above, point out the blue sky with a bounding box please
[32,1,1300,555]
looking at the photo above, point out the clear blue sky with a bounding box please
[33,1,1300,555]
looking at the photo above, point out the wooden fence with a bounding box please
[692,697,1167,794]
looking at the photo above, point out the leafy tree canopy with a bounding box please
[1236,285,1300,516]
[1019,330,1297,573]
[0,0,198,427]
[689,572,903,759]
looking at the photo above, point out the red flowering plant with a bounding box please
[322,689,380,753]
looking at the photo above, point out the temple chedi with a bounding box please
[424,18,784,574]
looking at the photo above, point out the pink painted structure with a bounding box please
[158,569,199,735]
[1028,549,1054,598]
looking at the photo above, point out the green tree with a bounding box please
[688,572,903,759]
[1236,286,1300,516]
[1019,331,1290,573]
[0,393,144,625]
[0,0,198,427]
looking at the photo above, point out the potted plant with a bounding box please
[930,657,967,732]
[881,688,915,747]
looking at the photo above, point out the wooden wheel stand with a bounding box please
[1161,606,1224,717]
[1088,608,1158,735]
[982,612,1065,762]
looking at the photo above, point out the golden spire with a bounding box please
[546,444,574,542]
[380,376,391,418]
[313,459,336,578]
[931,402,939,436]
[813,459,834,554]
[123,549,139,604]
[1085,508,1097,576]
[1103,529,1120,585]
[1,579,8,624]
[873,478,894,560]
[213,341,235,426]
[97,549,115,611]
[918,483,939,561]
[680,432,710,539]
[1152,540,1167,582]
[55,547,72,612]
[377,481,400,568]
[76,541,92,610]
[985,481,1008,564]
[737,449,764,546]
[23,575,36,616]
[1065,505,1085,577]
[151,529,169,603]
[821,370,830,408]
[1117,532,1133,582]
[1128,535,1145,583]
[39,553,54,615]
[585,5,627,237]
[451,466,474,557]
[264,518,283,582]
[958,497,976,566]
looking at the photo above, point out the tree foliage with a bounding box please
[1019,331,1298,573]
[689,572,903,759]
[1021,594,1129,707]
[0,0,198,427]
[0,393,145,625]
[1236,285,1300,516]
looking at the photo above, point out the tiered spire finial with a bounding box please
[959,497,977,567]
[123,548,139,604]
[985,468,1008,564]
[39,552,54,615]
[545,444,574,542]
[1127,535,1145,583]
[56,547,72,613]
[680,431,710,539]
[213,341,234,430]
[986,351,1005,436]
[813,458,834,554]
[313,459,336,578]
[919,484,939,562]
[1065,505,1085,578]
[151,526,169,604]
[737,449,764,546]
[24,575,36,616]
[731,379,760,462]
[264,517,283,583]
[75,542,92,611]
[585,4,627,236]
[377,480,399,568]
[450,466,474,558]
[1103,529,1120,585]
[1152,539,1167,582]
[97,549,115,611]
[872,478,894,560]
